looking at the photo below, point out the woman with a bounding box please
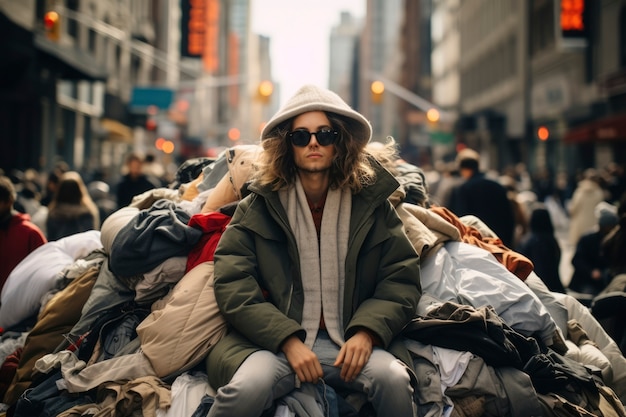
[46,171,100,240]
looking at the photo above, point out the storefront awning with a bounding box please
[563,113,626,143]
[563,123,594,143]
[101,118,133,143]
[35,34,107,81]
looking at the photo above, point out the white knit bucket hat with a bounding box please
[260,84,372,147]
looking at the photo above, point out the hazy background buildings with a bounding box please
[1,0,625,185]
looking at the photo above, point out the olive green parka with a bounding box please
[205,162,422,389]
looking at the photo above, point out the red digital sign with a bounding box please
[560,0,587,38]
[181,0,205,58]
[203,0,219,72]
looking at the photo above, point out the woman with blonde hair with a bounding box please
[46,171,100,240]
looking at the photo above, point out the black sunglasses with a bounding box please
[288,129,338,147]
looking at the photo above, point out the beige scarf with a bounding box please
[279,177,352,348]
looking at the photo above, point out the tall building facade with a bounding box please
[0,0,186,180]
[431,0,460,163]
[456,0,529,172]
[439,0,626,177]
[359,0,404,140]
[350,0,438,165]
[561,0,626,171]
[1,0,276,178]
[329,11,362,104]
[397,0,435,165]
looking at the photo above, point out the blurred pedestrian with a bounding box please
[569,201,619,296]
[591,192,626,354]
[0,175,47,292]
[518,204,566,293]
[7,169,27,213]
[115,152,161,209]
[16,179,48,234]
[514,162,533,193]
[46,171,100,241]
[40,162,69,207]
[568,168,607,246]
[499,174,528,251]
[88,180,117,223]
[430,160,462,208]
[603,192,626,281]
[605,162,626,205]
[142,151,167,186]
[532,166,554,203]
[447,148,516,248]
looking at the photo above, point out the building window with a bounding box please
[67,0,79,38]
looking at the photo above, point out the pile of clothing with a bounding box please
[0,145,624,417]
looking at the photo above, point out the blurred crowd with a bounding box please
[1,152,170,236]
[2,150,626,298]
[425,155,626,298]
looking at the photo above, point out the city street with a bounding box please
[1,1,625,414]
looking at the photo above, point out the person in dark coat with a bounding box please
[569,202,619,296]
[447,148,516,248]
[115,152,161,209]
[518,204,566,293]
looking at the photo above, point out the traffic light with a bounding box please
[257,80,273,103]
[146,118,157,131]
[537,125,550,141]
[43,11,60,41]
[426,108,440,123]
[370,81,384,104]
[228,127,241,141]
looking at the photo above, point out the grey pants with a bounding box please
[207,331,416,417]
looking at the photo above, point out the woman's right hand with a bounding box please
[281,335,324,383]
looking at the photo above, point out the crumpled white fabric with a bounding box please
[420,241,558,346]
[432,347,474,392]
[553,292,626,403]
[178,188,212,216]
[156,372,213,417]
[0,230,102,329]
[564,339,612,378]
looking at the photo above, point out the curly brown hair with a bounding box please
[255,112,376,192]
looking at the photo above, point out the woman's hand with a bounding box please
[281,335,324,383]
[333,329,374,382]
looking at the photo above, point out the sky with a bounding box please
[250,0,365,106]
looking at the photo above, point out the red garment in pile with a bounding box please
[186,212,231,272]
